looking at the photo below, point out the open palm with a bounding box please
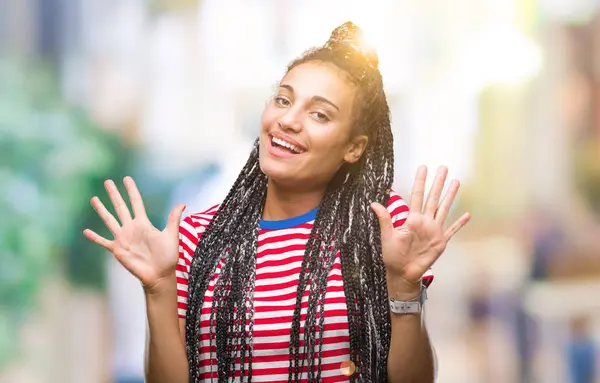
[83,177,186,290]
[372,166,471,284]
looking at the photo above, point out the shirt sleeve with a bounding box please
[387,190,434,288]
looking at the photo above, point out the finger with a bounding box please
[444,212,471,241]
[370,202,394,241]
[90,196,121,235]
[435,179,460,224]
[104,179,133,224]
[410,165,428,213]
[123,176,147,219]
[424,166,448,218]
[165,204,187,235]
[83,229,114,251]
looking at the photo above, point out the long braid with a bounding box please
[186,143,266,381]
[186,22,395,382]
[284,28,394,381]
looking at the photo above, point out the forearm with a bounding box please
[386,277,435,383]
[144,275,189,383]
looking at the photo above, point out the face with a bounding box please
[259,61,368,191]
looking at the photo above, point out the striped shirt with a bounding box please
[176,191,434,382]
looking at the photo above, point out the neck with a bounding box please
[262,179,325,221]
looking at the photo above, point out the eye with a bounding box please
[274,96,290,107]
[310,111,330,123]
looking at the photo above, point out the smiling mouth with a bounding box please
[270,135,306,154]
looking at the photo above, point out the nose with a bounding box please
[277,108,302,133]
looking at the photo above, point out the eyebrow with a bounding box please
[279,84,340,112]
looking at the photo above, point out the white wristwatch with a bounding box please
[389,284,427,315]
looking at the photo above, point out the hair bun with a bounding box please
[324,21,379,69]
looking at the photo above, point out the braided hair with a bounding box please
[186,22,394,382]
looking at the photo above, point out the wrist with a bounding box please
[144,274,177,297]
[386,273,422,300]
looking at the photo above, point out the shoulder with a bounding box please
[387,190,409,228]
[180,192,408,235]
[179,203,221,241]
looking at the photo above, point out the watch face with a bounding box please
[390,300,421,314]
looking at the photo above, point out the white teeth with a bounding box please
[272,136,304,153]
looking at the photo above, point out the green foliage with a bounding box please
[0,59,128,367]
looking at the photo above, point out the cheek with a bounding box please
[309,135,349,166]
[260,105,278,131]
[314,129,346,152]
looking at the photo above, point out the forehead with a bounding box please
[281,62,356,108]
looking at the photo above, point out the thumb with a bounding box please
[370,202,394,240]
[165,204,186,234]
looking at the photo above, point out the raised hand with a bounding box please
[83,177,186,291]
[371,166,471,286]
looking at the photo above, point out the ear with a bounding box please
[344,135,368,164]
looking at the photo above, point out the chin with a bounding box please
[259,155,292,181]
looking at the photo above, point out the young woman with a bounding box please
[84,22,470,383]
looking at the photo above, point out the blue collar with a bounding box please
[260,206,319,230]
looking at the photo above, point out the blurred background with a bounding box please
[1,0,600,382]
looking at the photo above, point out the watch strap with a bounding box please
[389,284,427,315]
